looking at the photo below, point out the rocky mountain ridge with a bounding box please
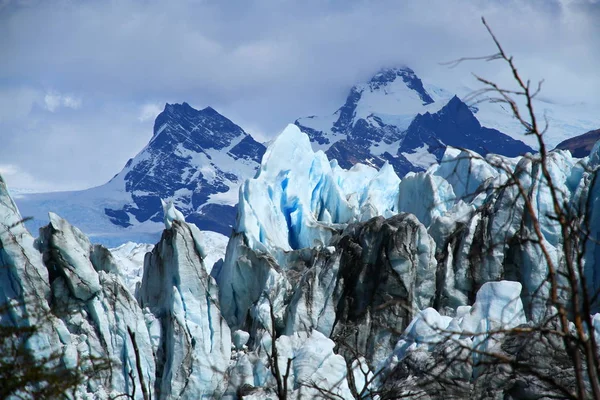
[555,127,600,158]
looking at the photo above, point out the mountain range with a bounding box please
[12,66,599,246]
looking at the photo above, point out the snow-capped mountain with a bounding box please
[295,67,533,176]
[104,102,265,232]
[15,103,265,245]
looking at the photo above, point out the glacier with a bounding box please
[2,124,600,399]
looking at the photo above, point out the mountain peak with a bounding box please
[367,66,434,105]
[160,103,228,122]
[164,101,194,112]
[401,94,533,159]
[368,66,413,86]
[202,105,218,114]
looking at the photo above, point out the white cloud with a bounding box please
[138,103,163,122]
[0,86,41,122]
[0,164,18,175]
[0,163,66,192]
[44,91,82,112]
[0,0,598,191]
[62,95,82,109]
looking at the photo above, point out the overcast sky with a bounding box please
[1,0,599,191]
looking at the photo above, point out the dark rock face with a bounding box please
[326,139,422,177]
[228,134,266,163]
[186,204,236,236]
[555,128,600,158]
[400,96,534,161]
[294,118,330,145]
[105,103,265,230]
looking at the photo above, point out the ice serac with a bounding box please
[217,124,404,331]
[40,212,102,301]
[328,214,436,364]
[578,142,600,309]
[281,213,437,366]
[379,281,527,398]
[36,212,156,399]
[0,175,69,390]
[217,127,444,370]
[397,171,456,227]
[222,125,600,360]
[237,124,393,254]
[428,148,600,322]
[228,330,355,399]
[0,175,52,312]
[2,173,157,399]
[138,218,231,399]
[110,241,155,294]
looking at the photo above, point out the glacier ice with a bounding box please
[110,241,155,294]
[138,218,231,399]
[219,125,600,344]
[0,174,156,400]
[217,124,405,331]
[0,175,69,382]
[227,329,355,399]
[36,212,156,399]
[2,121,600,399]
[161,198,186,229]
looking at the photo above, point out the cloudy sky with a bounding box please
[1,0,599,191]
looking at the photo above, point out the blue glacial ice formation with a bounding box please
[218,124,600,366]
[1,174,156,399]
[138,218,231,399]
[2,121,600,399]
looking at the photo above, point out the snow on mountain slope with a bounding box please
[456,88,600,150]
[295,67,444,176]
[97,102,266,234]
[15,103,265,246]
[296,67,538,177]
